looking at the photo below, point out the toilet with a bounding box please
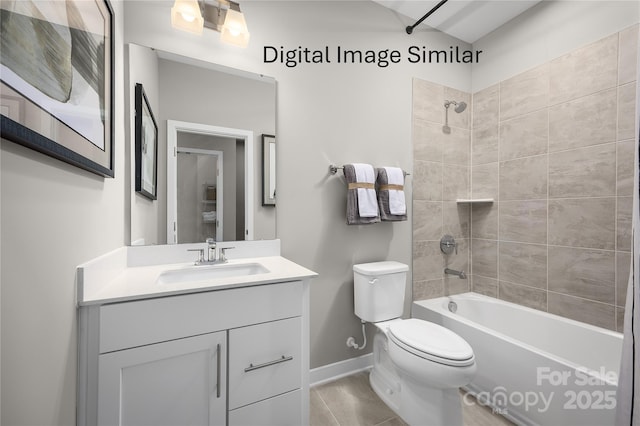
[353,261,476,426]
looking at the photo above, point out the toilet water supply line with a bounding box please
[346,320,368,350]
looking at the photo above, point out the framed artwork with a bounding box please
[135,83,158,200]
[262,134,276,206]
[0,0,115,177]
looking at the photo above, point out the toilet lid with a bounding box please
[388,319,474,367]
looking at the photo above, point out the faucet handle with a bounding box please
[219,247,235,262]
[187,248,205,264]
[206,238,216,245]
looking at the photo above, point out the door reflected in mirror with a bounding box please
[126,43,276,245]
[168,121,253,244]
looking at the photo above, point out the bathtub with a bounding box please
[412,293,622,426]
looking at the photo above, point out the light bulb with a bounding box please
[181,12,196,22]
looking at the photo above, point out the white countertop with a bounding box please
[77,241,317,306]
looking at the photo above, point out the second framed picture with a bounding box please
[135,83,158,200]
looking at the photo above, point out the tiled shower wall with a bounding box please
[412,25,638,332]
[412,81,472,299]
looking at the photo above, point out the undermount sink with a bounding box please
[157,262,270,285]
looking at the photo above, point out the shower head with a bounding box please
[444,100,467,113]
[442,99,466,134]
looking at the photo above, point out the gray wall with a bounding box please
[1,2,126,424]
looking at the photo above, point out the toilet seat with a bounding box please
[388,319,474,367]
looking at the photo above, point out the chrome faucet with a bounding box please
[188,239,235,265]
[206,238,217,262]
[444,268,467,279]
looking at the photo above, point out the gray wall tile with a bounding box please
[618,24,639,85]
[443,201,470,239]
[472,276,498,298]
[617,251,631,307]
[500,64,549,121]
[617,196,633,251]
[549,88,617,152]
[499,242,547,289]
[617,307,626,333]
[413,201,443,241]
[413,279,444,301]
[413,240,444,281]
[472,162,499,200]
[471,203,498,240]
[549,34,617,105]
[413,119,443,162]
[472,125,499,165]
[617,83,637,141]
[472,84,499,129]
[548,198,615,250]
[413,160,442,201]
[548,246,615,304]
[499,281,547,311]
[500,155,548,200]
[617,140,635,196]
[443,165,470,201]
[548,292,615,330]
[499,109,548,161]
[471,239,498,279]
[500,200,547,244]
[548,143,616,198]
[446,275,471,296]
[443,127,470,166]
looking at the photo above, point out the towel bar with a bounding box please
[329,164,410,176]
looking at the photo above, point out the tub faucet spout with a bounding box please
[444,268,467,279]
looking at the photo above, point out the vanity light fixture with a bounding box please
[171,0,204,35]
[171,0,250,48]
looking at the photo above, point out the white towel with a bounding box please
[384,167,406,215]
[353,163,378,218]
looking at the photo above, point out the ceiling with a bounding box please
[373,0,543,43]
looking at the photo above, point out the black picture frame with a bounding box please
[262,134,276,206]
[0,0,115,177]
[135,83,158,200]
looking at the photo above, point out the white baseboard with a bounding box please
[310,353,373,387]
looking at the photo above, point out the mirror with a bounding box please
[126,43,276,245]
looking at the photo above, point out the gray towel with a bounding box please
[376,168,408,222]
[344,164,380,225]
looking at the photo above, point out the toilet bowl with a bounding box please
[353,262,476,426]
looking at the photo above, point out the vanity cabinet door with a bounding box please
[97,331,226,426]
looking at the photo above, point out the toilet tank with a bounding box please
[353,261,409,322]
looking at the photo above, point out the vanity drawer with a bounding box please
[99,281,302,353]
[228,389,302,426]
[228,316,302,410]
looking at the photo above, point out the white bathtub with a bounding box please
[412,293,623,426]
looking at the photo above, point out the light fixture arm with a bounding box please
[405,0,449,34]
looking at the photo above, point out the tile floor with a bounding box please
[310,371,514,426]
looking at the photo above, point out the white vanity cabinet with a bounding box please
[98,331,227,425]
[77,279,310,426]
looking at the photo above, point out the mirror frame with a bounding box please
[167,120,254,243]
[262,134,276,206]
